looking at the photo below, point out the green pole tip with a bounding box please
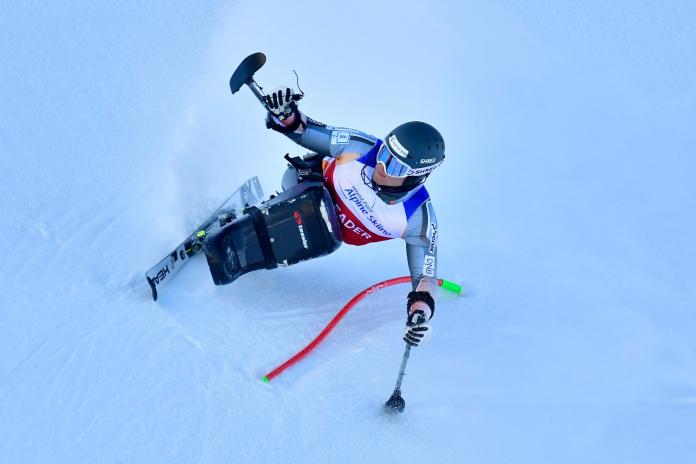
[440,279,462,295]
[262,376,270,383]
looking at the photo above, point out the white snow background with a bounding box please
[1,1,695,462]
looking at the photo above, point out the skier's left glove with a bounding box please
[264,86,301,120]
[264,87,305,134]
[403,291,435,347]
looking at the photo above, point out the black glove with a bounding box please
[403,290,434,347]
[263,87,300,120]
[403,310,431,347]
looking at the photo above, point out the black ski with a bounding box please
[145,177,264,301]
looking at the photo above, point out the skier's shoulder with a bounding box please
[403,188,437,246]
[403,186,435,221]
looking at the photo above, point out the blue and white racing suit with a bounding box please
[272,112,439,311]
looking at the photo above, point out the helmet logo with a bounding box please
[420,157,436,164]
[408,163,443,176]
[387,135,409,157]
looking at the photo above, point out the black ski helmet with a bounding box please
[365,121,445,202]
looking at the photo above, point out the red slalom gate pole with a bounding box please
[262,276,461,383]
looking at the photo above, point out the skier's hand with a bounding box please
[263,86,300,120]
[404,291,434,347]
[403,309,431,347]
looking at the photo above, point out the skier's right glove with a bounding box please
[403,310,431,347]
[403,290,434,347]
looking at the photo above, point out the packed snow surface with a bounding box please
[1,1,695,463]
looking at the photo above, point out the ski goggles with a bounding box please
[376,144,444,178]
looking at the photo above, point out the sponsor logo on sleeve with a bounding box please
[428,222,438,254]
[422,255,436,277]
[331,131,350,145]
[307,117,326,127]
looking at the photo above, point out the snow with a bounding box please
[2,1,696,462]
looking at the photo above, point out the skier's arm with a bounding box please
[403,200,438,317]
[267,105,377,157]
